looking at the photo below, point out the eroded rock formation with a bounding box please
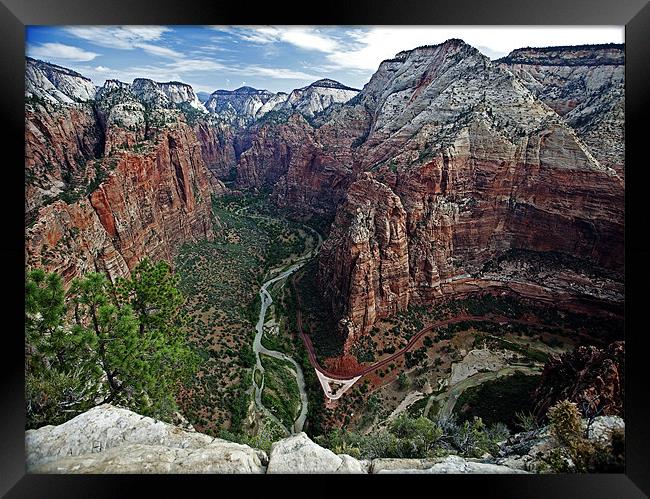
[532,341,624,419]
[313,40,624,337]
[25,61,215,283]
[498,44,625,176]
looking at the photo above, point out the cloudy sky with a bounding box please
[26,26,624,94]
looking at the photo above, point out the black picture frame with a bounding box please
[2,0,649,496]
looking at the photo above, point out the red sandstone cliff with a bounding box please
[313,41,624,337]
[25,66,215,284]
[198,41,624,341]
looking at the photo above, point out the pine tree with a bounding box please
[25,269,101,428]
[25,260,199,428]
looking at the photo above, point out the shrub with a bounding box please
[545,399,624,473]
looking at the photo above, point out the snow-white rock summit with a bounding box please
[281,78,360,117]
[130,78,207,111]
[25,57,96,104]
[204,79,360,125]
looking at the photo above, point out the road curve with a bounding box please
[292,279,553,382]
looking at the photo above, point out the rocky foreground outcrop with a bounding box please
[533,341,624,419]
[26,405,267,474]
[26,405,623,474]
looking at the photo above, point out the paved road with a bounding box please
[293,286,553,383]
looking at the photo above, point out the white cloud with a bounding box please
[223,26,341,53]
[236,66,320,80]
[29,42,98,62]
[66,26,170,49]
[280,28,339,52]
[324,26,625,71]
[65,26,182,59]
[137,43,183,59]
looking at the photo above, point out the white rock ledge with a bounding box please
[26,405,539,474]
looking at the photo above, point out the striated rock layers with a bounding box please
[236,106,371,215]
[312,40,624,338]
[25,61,215,283]
[498,44,625,176]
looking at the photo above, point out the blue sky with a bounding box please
[25,26,624,94]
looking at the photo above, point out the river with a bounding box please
[251,224,322,434]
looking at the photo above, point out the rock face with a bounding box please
[311,40,624,337]
[130,78,207,111]
[26,57,96,104]
[372,455,528,474]
[204,79,359,127]
[496,415,624,472]
[236,105,370,214]
[26,405,267,474]
[205,41,623,343]
[25,100,102,219]
[266,432,366,474]
[319,175,410,345]
[25,59,215,283]
[204,86,285,126]
[27,405,548,473]
[498,44,625,176]
[532,341,624,419]
[279,79,360,117]
[26,120,214,283]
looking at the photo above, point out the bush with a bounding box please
[544,400,625,473]
[316,413,509,460]
[397,372,411,390]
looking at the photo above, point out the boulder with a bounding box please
[26,405,267,474]
[267,432,366,473]
[373,455,528,474]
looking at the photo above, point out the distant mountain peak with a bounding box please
[306,79,360,92]
[235,86,261,93]
[26,57,92,82]
[497,43,625,66]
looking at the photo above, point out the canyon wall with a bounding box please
[25,41,625,340]
[25,62,215,284]
[222,40,624,338]
[317,42,624,336]
[498,44,625,176]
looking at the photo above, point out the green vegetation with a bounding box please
[85,162,109,195]
[294,259,345,358]
[350,334,377,363]
[260,355,301,429]
[219,416,287,453]
[25,260,197,429]
[176,102,205,126]
[542,400,624,473]
[453,373,541,430]
[315,413,509,460]
[397,372,411,390]
[473,333,549,363]
[174,193,311,436]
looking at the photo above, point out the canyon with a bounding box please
[25,40,624,339]
[23,36,626,473]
